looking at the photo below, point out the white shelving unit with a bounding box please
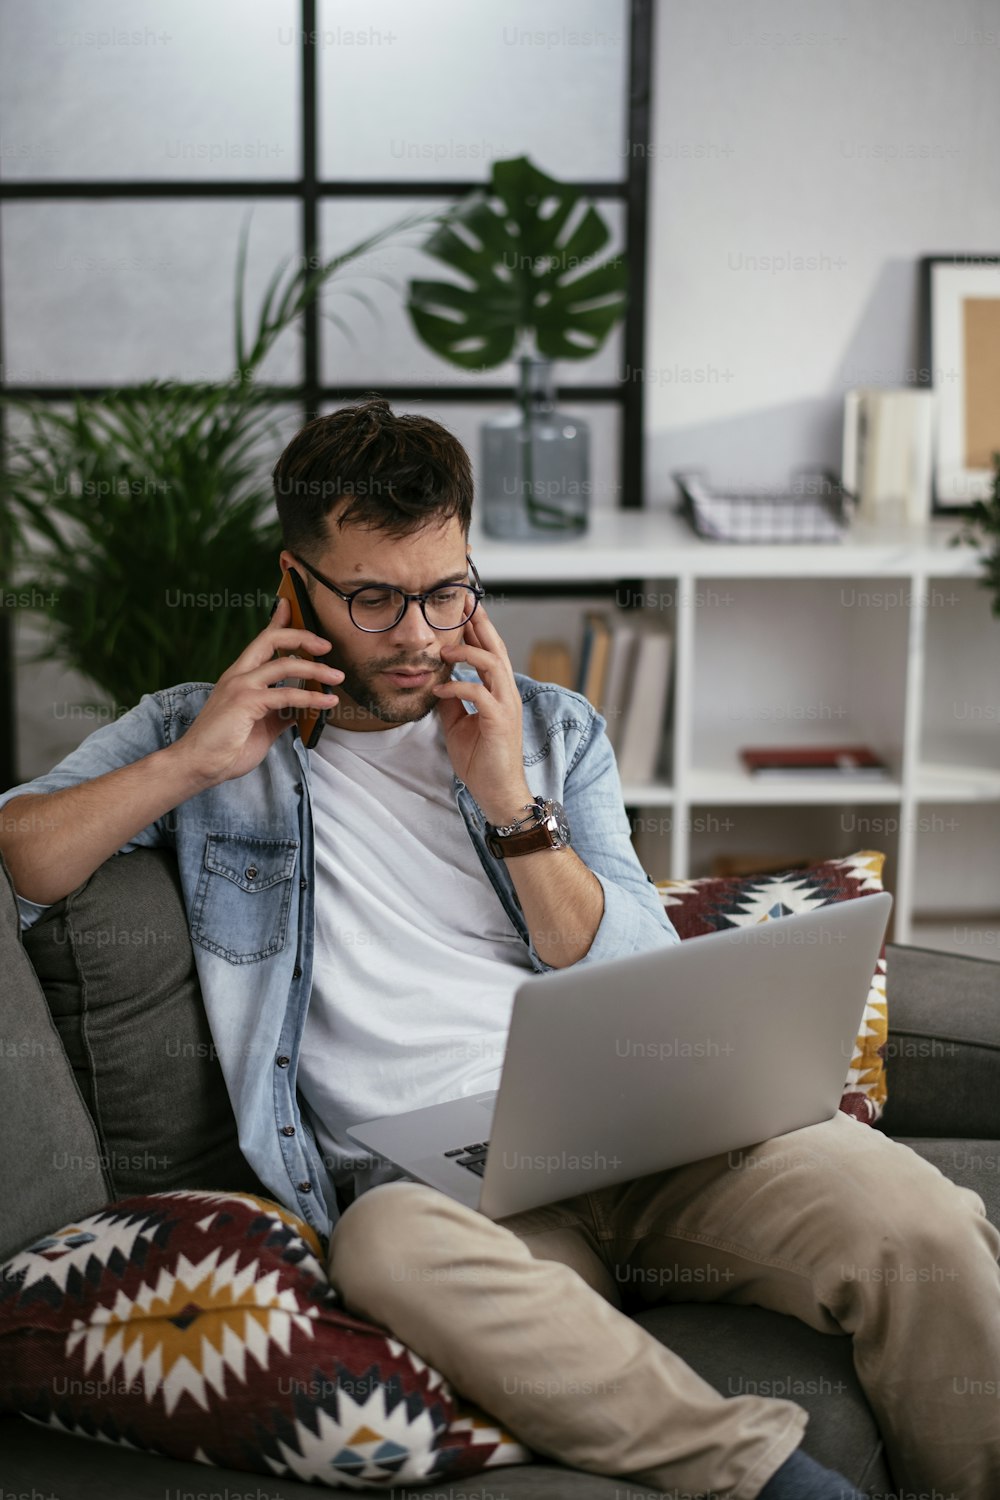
[473,507,1000,953]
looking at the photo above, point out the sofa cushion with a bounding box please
[20,846,267,1200]
[655,850,888,1123]
[0,1188,532,1489]
[0,850,111,1263]
[878,943,1000,1139]
[892,1138,1000,1230]
[631,1303,892,1494]
[0,1414,661,1499]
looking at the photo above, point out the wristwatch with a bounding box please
[485,796,572,859]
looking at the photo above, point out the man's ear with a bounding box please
[279,551,315,603]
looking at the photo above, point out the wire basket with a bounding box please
[673,469,856,543]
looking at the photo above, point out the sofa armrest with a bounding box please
[877,942,1000,1140]
[0,850,112,1261]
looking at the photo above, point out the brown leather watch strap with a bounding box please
[485,820,562,859]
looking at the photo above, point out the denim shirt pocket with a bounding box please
[191,833,299,964]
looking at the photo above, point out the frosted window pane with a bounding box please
[0,0,298,180]
[3,201,302,385]
[318,0,628,182]
[319,198,625,388]
[321,399,622,515]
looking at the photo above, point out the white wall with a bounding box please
[643,0,1000,500]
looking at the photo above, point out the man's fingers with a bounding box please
[225,597,331,679]
[266,596,331,650]
[255,655,343,687]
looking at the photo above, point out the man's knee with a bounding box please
[817,1127,1000,1275]
[327,1180,478,1310]
[329,1180,438,1274]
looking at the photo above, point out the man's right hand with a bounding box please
[170,595,344,789]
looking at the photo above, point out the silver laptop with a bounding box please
[347,892,892,1220]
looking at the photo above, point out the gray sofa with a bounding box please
[2,843,999,1499]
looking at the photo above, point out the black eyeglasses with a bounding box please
[290,551,486,634]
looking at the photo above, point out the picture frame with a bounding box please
[918,254,1000,513]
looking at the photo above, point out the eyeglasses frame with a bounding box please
[289,550,486,634]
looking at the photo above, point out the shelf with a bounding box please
[919,576,1000,807]
[685,717,902,805]
[908,916,1000,964]
[479,516,995,950]
[917,729,1000,801]
[468,507,990,581]
[909,803,1000,942]
[684,768,903,806]
[620,781,674,807]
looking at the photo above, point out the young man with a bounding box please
[0,399,997,1500]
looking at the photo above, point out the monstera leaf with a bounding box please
[407,155,627,369]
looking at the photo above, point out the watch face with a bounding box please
[546,802,571,846]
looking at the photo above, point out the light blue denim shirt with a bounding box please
[0,664,679,1250]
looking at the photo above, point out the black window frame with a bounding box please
[0,0,654,788]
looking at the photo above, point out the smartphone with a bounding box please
[269,567,337,749]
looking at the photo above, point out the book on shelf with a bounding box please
[600,616,638,751]
[577,611,612,714]
[842,387,933,526]
[616,616,674,783]
[739,745,891,779]
[570,609,674,779]
[526,638,575,689]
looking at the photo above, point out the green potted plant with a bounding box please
[1,209,433,716]
[949,450,1000,619]
[406,155,627,540]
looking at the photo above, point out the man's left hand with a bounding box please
[431,602,532,825]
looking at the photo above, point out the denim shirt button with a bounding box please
[281,1124,296,1137]
[292,965,302,979]
[298,1181,312,1193]
[293,782,303,794]
[276,1054,290,1068]
[299,878,307,889]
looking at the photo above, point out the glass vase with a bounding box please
[480,356,590,541]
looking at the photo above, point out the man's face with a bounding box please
[278,514,471,732]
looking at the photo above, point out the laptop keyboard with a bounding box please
[444,1140,490,1177]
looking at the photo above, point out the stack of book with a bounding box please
[574,609,674,783]
[739,745,891,780]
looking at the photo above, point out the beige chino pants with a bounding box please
[328,1110,1000,1500]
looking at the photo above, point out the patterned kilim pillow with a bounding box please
[654,849,888,1124]
[0,1189,532,1487]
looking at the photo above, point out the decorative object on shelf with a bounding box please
[917,253,1000,512]
[654,850,889,1125]
[480,353,590,540]
[672,469,854,543]
[949,447,1000,619]
[407,155,627,541]
[1,210,431,710]
[841,387,934,526]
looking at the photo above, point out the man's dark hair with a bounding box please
[272,395,473,560]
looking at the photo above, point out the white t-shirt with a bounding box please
[295,708,534,1202]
